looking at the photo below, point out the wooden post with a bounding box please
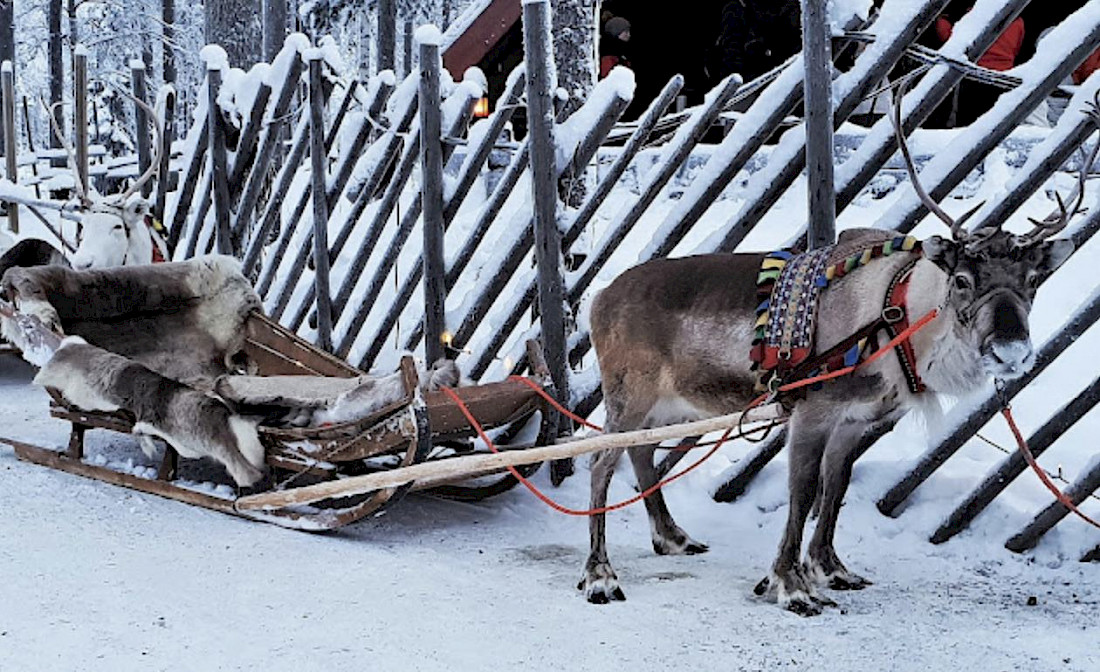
[403,20,413,77]
[2,61,18,233]
[802,0,834,250]
[74,46,89,203]
[358,71,528,366]
[154,89,176,224]
[206,64,234,256]
[130,58,152,198]
[378,0,396,73]
[308,52,334,351]
[418,31,447,363]
[523,0,568,409]
[20,97,41,198]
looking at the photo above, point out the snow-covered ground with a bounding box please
[1,331,1098,672]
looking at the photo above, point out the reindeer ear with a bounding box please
[922,235,958,273]
[1037,238,1074,275]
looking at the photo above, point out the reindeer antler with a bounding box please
[109,84,164,204]
[1016,90,1100,246]
[41,98,91,209]
[890,75,968,242]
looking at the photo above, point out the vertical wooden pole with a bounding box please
[154,89,176,224]
[378,0,396,73]
[206,64,234,256]
[523,1,568,408]
[802,0,835,250]
[418,31,446,364]
[2,61,19,234]
[162,0,176,85]
[403,20,413,77]
[20,97,41,198]
[74,46,89,201]
[131,58,152,198]
[307,52,334,352]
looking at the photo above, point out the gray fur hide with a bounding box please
[1,255,260,385]
[217,359,461,427]
[35,337,266,486]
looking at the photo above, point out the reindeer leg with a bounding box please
[579,446,627,604]
[757,409,834,616]
[806,415,882,591]
[627,444,708,556]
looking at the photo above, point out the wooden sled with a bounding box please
[5,316,561,530]
[0,260,562,530]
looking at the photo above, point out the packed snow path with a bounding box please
[0,356,1096,671]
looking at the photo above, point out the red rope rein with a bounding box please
[1001,406,1100,530]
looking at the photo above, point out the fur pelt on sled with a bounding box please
[35,336,266,486]
[217,359,461,427]
[1,255,260,385]
[2,255,465,484]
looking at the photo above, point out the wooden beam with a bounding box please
[236,403,787,510]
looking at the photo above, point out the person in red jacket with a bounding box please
[1074,47,1100,85]
[935,13,1025,126]
[599,16,632,79]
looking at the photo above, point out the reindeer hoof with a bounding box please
[579,565,626,604]
[829,575,873,591]
[753,577,770,595]
[784,594,823,617]
[653,531,708,556]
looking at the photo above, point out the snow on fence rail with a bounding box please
[2,0,1097,559]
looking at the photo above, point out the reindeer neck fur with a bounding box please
[904,260,987,397]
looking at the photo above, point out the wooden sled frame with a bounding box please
[5,310,561,531]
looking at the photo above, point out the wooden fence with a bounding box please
[2,0,1098,559]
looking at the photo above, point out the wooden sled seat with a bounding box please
[0,257,559,530]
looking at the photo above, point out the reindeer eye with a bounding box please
[113,224,124,231]
[953,274,973,291]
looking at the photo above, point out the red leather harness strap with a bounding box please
[883,258,925,394]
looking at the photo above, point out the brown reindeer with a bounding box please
[582,86,1094,613]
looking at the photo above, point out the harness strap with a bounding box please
[884,257,925,394]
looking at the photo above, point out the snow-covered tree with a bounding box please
[552,0,597,117]
[205,0,262,68]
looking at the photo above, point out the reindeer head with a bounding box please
[71,197,155,269]
[45,89,163,270]
[892,80,1088,380]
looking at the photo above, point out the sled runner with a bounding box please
[0,256,562,530]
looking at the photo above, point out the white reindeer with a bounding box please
[45,94,166,269]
